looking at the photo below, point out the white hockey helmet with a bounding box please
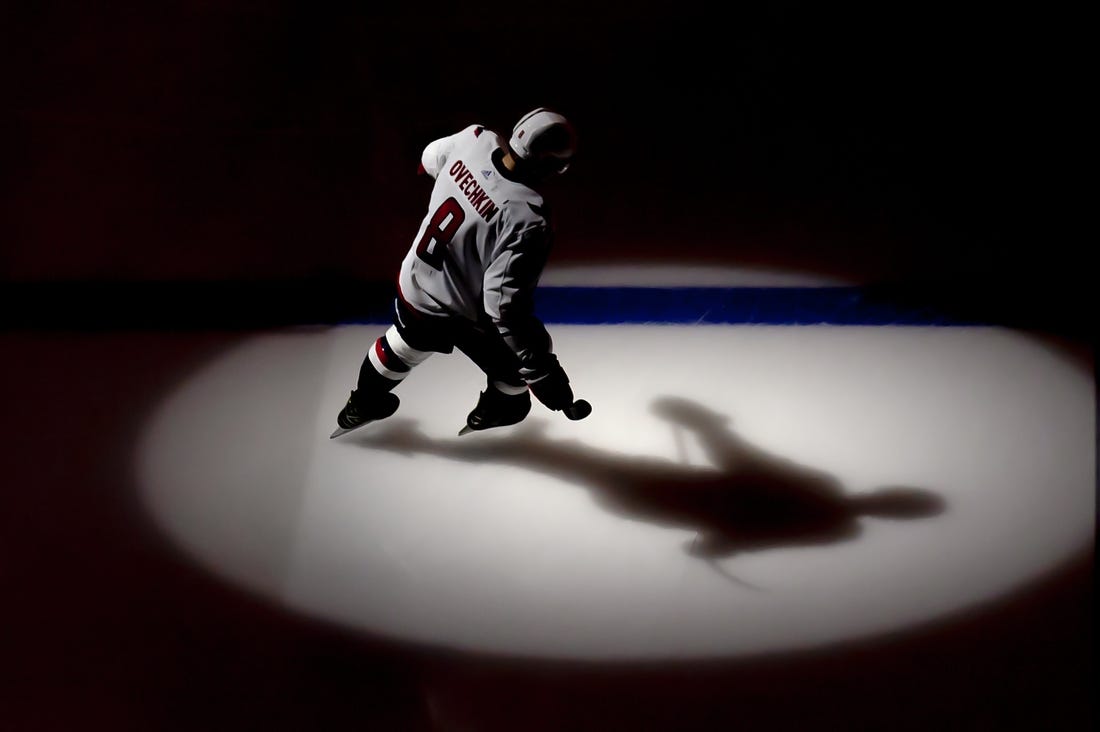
[509,107,577,174]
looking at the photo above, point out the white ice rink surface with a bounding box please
[139,325,1094,660]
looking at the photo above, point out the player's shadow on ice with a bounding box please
[352,396,945,566]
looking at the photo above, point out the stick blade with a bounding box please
[566,399,592,421]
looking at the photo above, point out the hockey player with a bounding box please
[332,107,588,438]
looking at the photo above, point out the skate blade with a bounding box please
[330,425,363,439]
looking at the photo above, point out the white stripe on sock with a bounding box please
[493,381,529,396]
[386,326,432,366]
[368,345,409,382]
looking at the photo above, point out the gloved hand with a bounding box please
[528,361,573,411]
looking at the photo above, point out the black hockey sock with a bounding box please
[357,360,400,395]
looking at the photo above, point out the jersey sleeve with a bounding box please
[483,203,557,380]
[419,124,482,179]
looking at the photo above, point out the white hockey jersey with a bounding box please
[398,124,556,377]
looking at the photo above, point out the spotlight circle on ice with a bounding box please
[138,322,1094,661]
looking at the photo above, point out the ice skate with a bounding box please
[459,388,531,436]
[330,391,400,439]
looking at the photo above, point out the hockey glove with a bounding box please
[528,362,574,412]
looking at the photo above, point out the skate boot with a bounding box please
[330,390,400,438]
[460,387,531,435]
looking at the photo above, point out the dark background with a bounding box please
[2,2,1093,730]
[3,2,1090,294]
